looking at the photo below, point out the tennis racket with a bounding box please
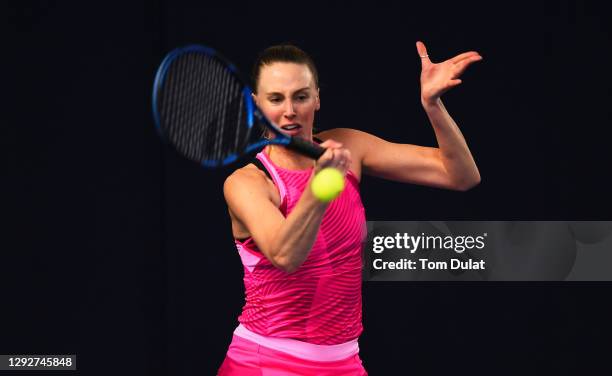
[152,44,325,167]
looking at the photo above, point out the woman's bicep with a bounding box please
[323,128,457,189]
[223,172,286,255]
[362,140,459,188]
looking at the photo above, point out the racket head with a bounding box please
[152,45,290,168]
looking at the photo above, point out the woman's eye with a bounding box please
[296,95,308,101]
[269,97,282,103]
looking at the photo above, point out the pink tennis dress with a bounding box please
[218,149,368,375]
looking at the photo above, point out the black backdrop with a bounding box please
[4,1,612,375]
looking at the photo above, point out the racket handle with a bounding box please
[288,137,326,160]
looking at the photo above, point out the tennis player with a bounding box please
[218,42,482,375]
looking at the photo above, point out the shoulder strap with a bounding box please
[251,157,272,181]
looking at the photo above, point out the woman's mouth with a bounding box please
[280,123,302,133]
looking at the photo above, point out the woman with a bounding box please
[218,42,481,375]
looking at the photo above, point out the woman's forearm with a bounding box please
[423,98,481,190]
[268,182,329,273]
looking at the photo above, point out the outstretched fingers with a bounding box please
[453,55,483,77]
[450,51,481,64]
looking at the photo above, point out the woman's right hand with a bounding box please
[316,139,352,176]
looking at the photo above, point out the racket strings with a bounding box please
[158,52,249,164]
[216,70,237,160]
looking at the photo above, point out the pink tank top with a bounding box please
[234,150,367,345]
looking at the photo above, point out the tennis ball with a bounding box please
[311,167,345,203]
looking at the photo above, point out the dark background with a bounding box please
[4,1,611,375]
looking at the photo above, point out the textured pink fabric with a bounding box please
[234,324,359,362]
[217,335,368,376]
[235,149,367,345]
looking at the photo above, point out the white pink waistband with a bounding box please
[233,324,359,362]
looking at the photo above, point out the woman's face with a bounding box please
[253,62,320,140]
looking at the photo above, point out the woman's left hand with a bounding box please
[416,41,482,106]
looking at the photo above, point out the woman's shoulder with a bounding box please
[225,163,268,189]
[315,127,376,147]
[315,127,363,142]
[315,128,374,160]
[223,163,278,205]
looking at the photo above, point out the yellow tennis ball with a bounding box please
[311,167,345,203]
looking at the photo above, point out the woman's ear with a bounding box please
[315,88,320,111]
[251,92,258,106]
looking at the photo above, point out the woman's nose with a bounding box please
[283,100,296,117]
